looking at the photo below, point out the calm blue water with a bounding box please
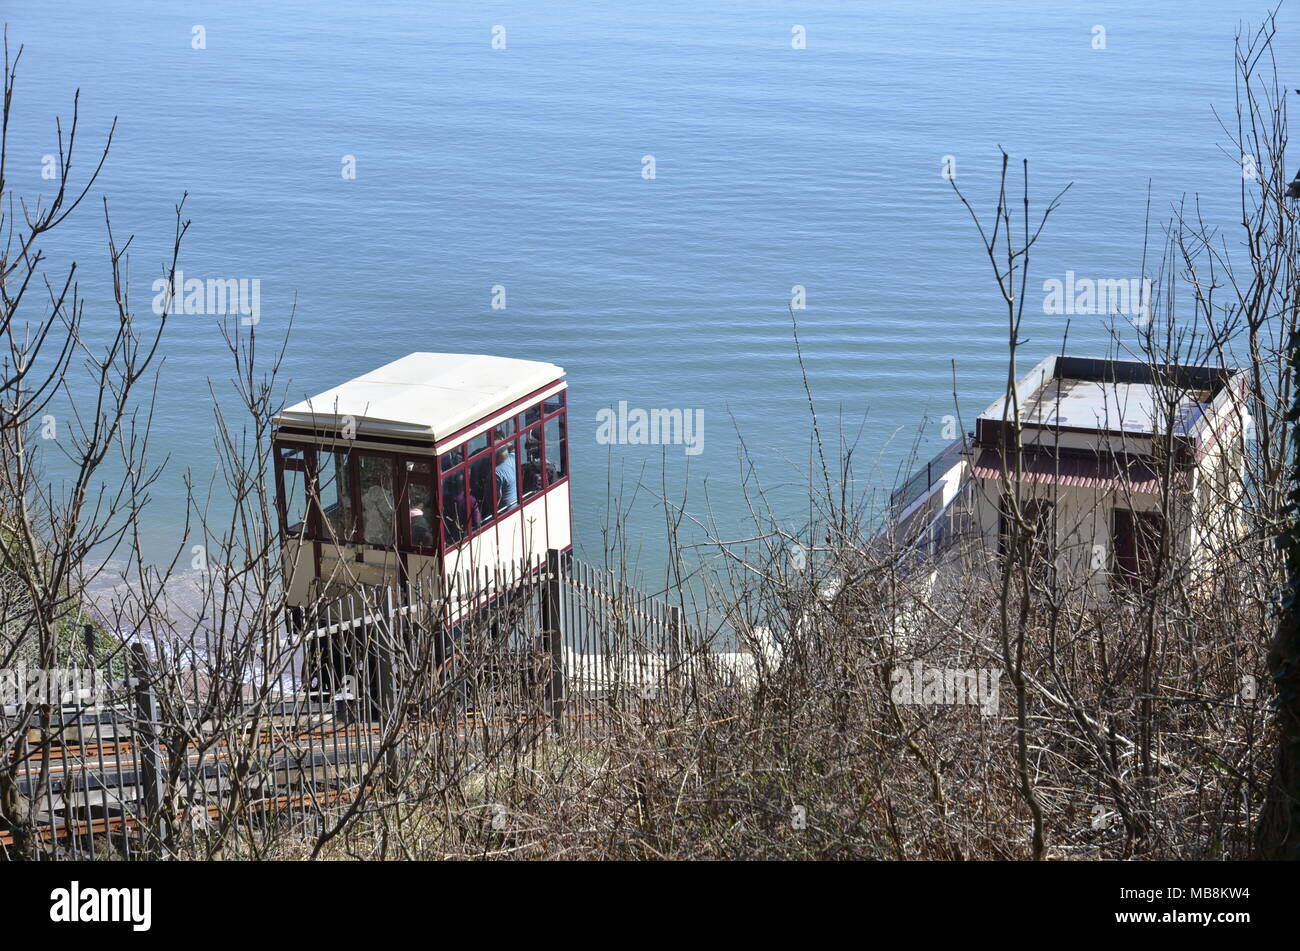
[3,1,1290,589]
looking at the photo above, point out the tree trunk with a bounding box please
[1258,348,1300,859]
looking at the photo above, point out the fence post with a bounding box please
[130,644,169,857]
[667,605,685,702]
[376,587,398,718]
[668,605,683,658]
[82,623,97,666]
[378,587,401,789]
[83,624,100,707]
[541,549,566,732]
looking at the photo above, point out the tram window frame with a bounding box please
[436,394,569,553]
[274,443,443,553]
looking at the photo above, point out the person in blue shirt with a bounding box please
[495,445,518,512]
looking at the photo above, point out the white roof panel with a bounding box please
[274,352,565,441]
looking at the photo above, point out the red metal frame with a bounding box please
[436,397,568,554]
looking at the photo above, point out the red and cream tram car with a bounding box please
[271,353,571,614]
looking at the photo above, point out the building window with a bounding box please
[1113,509,1164,588]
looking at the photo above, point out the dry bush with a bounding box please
[3,17,1296,862]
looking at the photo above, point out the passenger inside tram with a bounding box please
[409,480,434,547]
[440,470,481,545]
[495,444,518,512]
[521,431,543,498]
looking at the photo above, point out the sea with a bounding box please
[2,0,1291,598]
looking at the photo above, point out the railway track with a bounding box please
[2,708,607,852]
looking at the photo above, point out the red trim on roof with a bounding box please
[973,448,1166,494]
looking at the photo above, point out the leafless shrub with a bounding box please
[2,17,1295,862]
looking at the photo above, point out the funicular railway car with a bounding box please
[271,353,572,701]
